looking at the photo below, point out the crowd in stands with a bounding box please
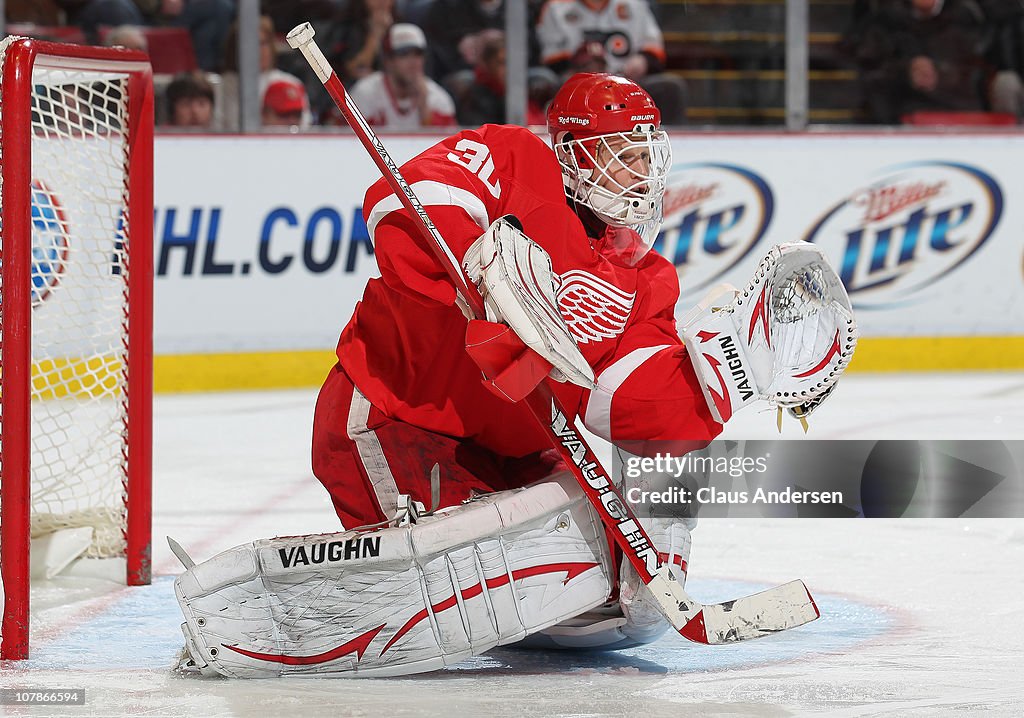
[844,0,1024,124]
[5,0,1024,129]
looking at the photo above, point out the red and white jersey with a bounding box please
[348,71,456,131]
[537,0,666,74]
[336,124,720,458]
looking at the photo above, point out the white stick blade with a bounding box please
[695,579,820,644]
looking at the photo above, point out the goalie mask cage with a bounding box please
[0,38,153,660]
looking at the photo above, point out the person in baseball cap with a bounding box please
[344,21,456,130]
[262,79,307,126]
[383,23,428,56]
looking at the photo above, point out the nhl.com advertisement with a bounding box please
[30,133,1022,349]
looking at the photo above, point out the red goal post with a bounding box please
[0,38,153,660]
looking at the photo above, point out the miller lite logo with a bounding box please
[655,163,774,299]
[29,179,71,307]
[805,161,1003,309]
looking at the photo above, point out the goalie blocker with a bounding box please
[462,215,596,402]
[681,242,857,425]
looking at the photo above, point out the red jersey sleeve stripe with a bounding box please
[583,344,674,441]
[366,180,490,239]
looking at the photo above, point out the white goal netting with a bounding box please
[1,36,135,559]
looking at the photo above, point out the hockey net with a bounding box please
[0,37,153,660]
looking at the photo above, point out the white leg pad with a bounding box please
[514,517,692,651]
[175,472,612,677]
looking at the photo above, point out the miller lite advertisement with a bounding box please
[803,161,1003,311]
[658,135,1023,338]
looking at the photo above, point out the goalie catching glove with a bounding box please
[462,216,595,401]
[681,242,857,425]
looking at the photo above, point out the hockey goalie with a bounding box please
[174,72,857,677]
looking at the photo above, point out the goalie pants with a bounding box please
[312,364,564,529]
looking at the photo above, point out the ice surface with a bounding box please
[2,372,1023,716]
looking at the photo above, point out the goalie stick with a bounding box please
[286,22,819,645]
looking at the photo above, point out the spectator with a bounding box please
[262,79,307,127]
[325,0,396,86]
[536,0,687,125]
[219,15,313,129]
[164,72,215,127]
[456,30,508,126]
[455,30,555,126]
[59,1,231,72]
[979,0,1024,120]
[283,0,406,125]
[424,0,513,83]
[102,24,149,52]
[850,0,990,124]
[56,0,144,43]
[141,0,235,73]
[344,23,456,131]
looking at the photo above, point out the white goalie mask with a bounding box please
[547,73,672,266]
[553,127,672,229]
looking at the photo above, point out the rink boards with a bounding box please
[142,131,1024,390]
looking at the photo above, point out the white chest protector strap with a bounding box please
[175,473,612,677]
[681,241,858,424]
